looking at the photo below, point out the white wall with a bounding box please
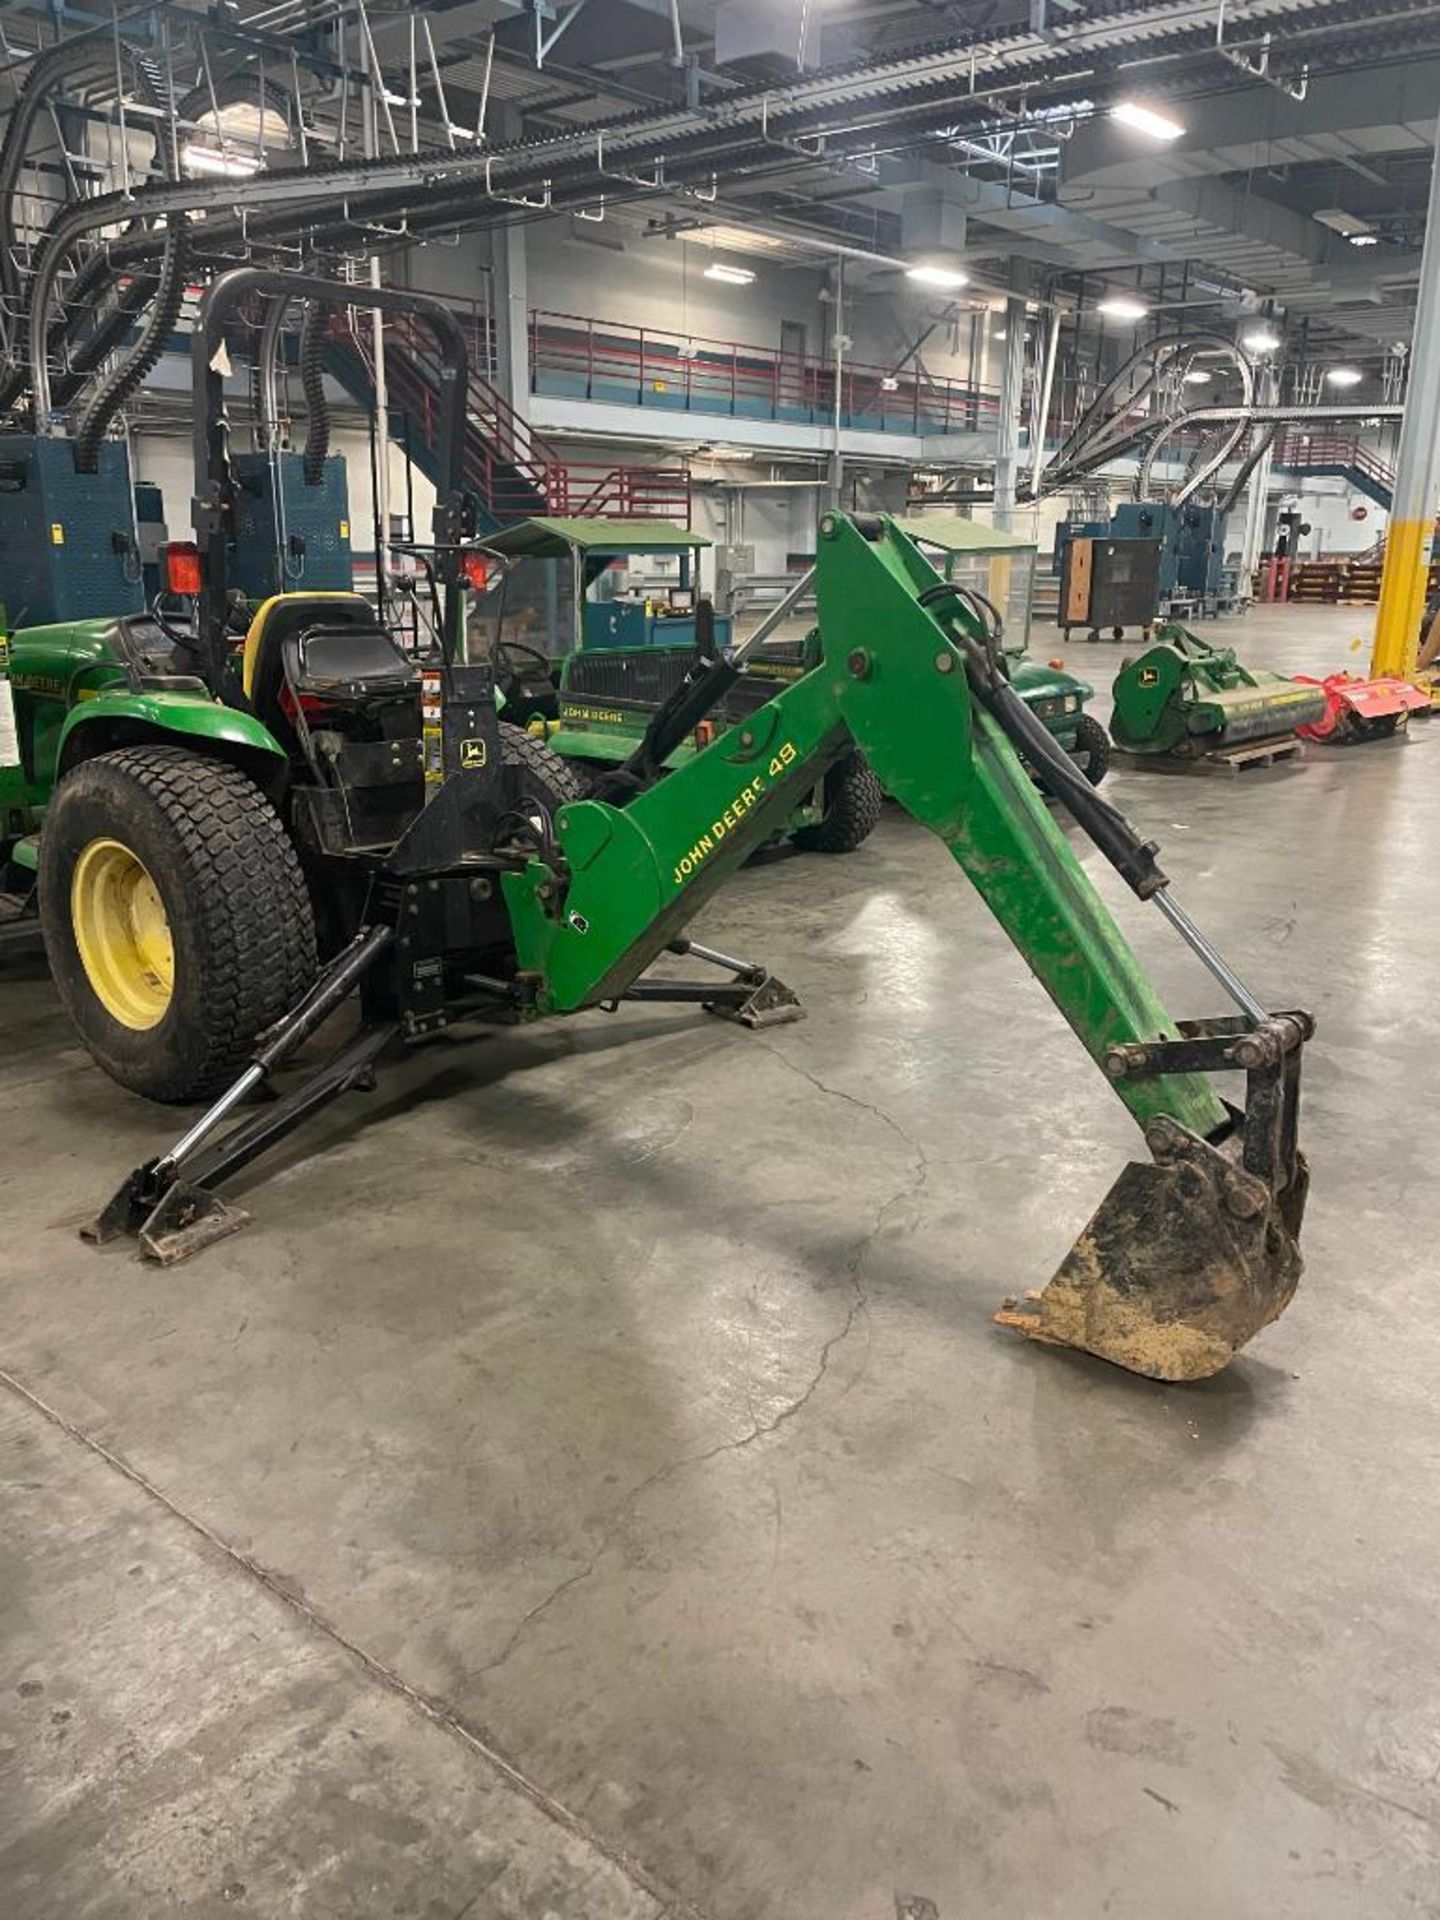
[401,218,991,393]
[1278,482,1386,557]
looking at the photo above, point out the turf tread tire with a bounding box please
[792,751,884,855]
[498,722,586,808]
[1073,711,1110,787]
[39,746,316,1104]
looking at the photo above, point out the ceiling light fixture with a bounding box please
[906,264,969,290]
[182,143,261,178]
[703,261,755,285]
[1183,368,1212,384]
[1242,327,1281,353]
[1097,294,1148,322]
[1326,367,1364,387]
[1314,208,1375,240]
[1348,233,1379,247]
[1110,100,1185,141]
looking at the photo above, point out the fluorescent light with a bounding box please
[1184,369,1212,384]
[880,376,899,392]
[1326,367,1364,387]
[1315,208,1374,239]
[1097,294,1148,322]
[703,261,755,285]
[1110,100,1185,141]
[906,264,969,290]
[1242,327,1280,353]
[182,143,262,178]
[1349,233,1379,247]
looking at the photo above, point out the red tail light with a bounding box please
[164,542,203,596]
[461,551,491,591]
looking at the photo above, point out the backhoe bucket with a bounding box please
[997,1013,1311,1382]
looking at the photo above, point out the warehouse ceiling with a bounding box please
[0,0,1436,374]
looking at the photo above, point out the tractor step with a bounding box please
[1112,737,1306,776]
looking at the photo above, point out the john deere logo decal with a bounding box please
[461,738,488,768]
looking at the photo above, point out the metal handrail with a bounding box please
[527,307,999,434]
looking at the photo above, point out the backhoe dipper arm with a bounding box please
[503,513,1311,1382]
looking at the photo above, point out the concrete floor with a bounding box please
[4,602,1439,1919]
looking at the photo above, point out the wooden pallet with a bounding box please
[1114,737,1306,776]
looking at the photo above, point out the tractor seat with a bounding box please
[287,623,418,699]
[242,592,414,744]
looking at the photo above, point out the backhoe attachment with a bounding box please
[503,510,1314,1381]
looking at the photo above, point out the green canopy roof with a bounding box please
[891,514,1037,556]
[485,517,709,558]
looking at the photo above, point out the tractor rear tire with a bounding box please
[498,722,585,815]
[1073,712,1111,787]
[39,746,316,1104]
[792,751,883,855]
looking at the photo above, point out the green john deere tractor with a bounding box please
[483,516,1108,820]
[6,267,1315,1387]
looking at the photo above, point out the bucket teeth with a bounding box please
[996,1123,1305,1382]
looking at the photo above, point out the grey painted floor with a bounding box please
[4,603,1439,1919]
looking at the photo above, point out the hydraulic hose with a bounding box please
[73,214,188,473]
[298,296,331,485]
[916,582,1168,900]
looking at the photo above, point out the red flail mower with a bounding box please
[1292,672,1430,744]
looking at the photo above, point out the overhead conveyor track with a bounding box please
[12,0,1440,419]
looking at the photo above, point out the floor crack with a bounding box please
[482,1042,929,1678]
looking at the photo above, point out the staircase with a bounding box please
[1273,429,1394,510]
[324,310,690,533]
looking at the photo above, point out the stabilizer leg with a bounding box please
[615,936,803,1029]
[85,925,395,1261]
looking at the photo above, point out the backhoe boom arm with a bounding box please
[503,513,1310,1381]
[504,514,1224,1140]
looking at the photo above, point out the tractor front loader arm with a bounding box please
[504,513,1311,1381]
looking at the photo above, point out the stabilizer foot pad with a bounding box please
[137,1181,252,1266]
[707,971,804,1030]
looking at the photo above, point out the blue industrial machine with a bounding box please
[1054,501,1228,621]
[1111,502,1226,611]
[228,451,354,602]
[0,436,144,626]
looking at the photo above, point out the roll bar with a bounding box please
[190,268,471,688]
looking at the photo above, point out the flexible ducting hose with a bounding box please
[0,37,107,310]
[73,214,188,473]
[0,33,174,415]
[298,296,331,485]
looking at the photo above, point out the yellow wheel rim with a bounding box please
[71,837,175,1030]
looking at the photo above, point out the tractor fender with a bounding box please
[56,689,289,802]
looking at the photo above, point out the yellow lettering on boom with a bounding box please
[669,758,793,888]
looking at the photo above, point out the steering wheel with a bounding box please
[496,639,556,681]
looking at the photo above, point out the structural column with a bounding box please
[992,295,1028,530]
[1371,113,1440,677]
[492,221,530,421]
